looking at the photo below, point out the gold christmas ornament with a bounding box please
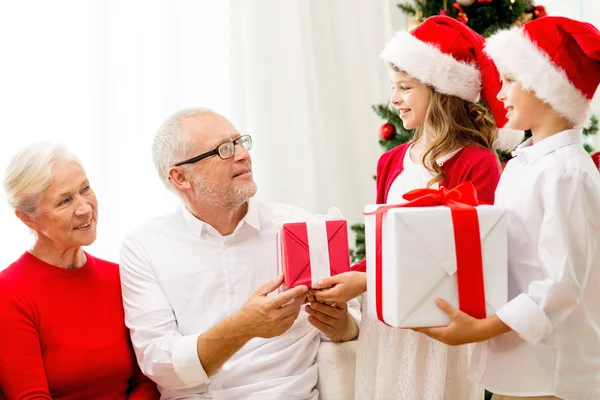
[408,10,423,30]
[456,0,476,6]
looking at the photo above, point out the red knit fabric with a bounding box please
[0,252,158,400]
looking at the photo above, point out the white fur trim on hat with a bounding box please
[485,27,590,128]
[494,127,525,151]
[381,31,481,102]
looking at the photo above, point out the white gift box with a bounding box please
[364,204,508,328]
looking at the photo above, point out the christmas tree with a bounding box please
[349,1,599,265]
[399,0,540,37]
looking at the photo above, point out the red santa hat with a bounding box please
[485,16,600,128]
[381,16,524,150]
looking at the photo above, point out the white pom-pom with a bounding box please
[494,127,525,151]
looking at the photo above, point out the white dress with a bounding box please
[355,145,483,400]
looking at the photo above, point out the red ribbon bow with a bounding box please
[364,182,487,325]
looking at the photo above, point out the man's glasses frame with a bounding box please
[173,135,252,167]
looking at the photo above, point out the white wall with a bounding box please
[0,1,398,267]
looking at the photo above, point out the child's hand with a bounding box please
[413,298,512,345]
[309,271,367,303]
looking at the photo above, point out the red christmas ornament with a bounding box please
[453,3,469,24]
[380,123,396,141]
[439,9,449,16]
[477,0,493,3]
[592,152,600,169]
[533,5,548,19]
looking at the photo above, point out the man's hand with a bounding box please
[305,301,358,342]
[196,275,307,377]
[236,275,308,339]
[308,271,366,303]
[413,298,511,345]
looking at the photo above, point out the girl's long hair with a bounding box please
[412,87,498,187]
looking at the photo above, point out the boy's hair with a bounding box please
[412,88,497,187]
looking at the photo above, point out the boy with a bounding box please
[416,16,600,400]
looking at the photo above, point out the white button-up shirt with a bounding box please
[120,198,360,400]
[469,129,600,399]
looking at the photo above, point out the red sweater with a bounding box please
[0,252,158,400]
[353,143,501,272]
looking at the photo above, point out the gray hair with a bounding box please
[3,142,82,215]
[152,107,214,190]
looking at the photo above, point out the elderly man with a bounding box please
[120,107,360,400]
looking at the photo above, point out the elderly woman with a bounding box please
[0,143,158,400]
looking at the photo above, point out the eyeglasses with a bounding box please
[173,135,252,167]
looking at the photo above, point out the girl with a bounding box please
[416,17,600,400]
[311,16,522,400]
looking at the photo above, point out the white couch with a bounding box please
[316,340,358,400]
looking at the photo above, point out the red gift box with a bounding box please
[277,219,350,289]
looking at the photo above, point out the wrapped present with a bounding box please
[277,213,350,290]
[364,182,507,328]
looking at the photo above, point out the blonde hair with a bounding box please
[413,88,498,187]
[3,142,81,215]
[390,63,498,186]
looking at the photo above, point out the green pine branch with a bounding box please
[372,104,415,148]
[372,104,401,124]
[396,0,534,38]
[398,3,417,16]
[583,115,598,154]
[584,115,599,136]
[349,223,366,264]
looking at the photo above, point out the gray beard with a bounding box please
[191,174,257,209]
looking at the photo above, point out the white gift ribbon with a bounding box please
[306,219,331,289]
[277,207,342,289]
[304,205,344,289]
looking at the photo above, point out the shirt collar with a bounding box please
[181,197,261,238]
[514,129,582,163]
[244,197,261,230]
